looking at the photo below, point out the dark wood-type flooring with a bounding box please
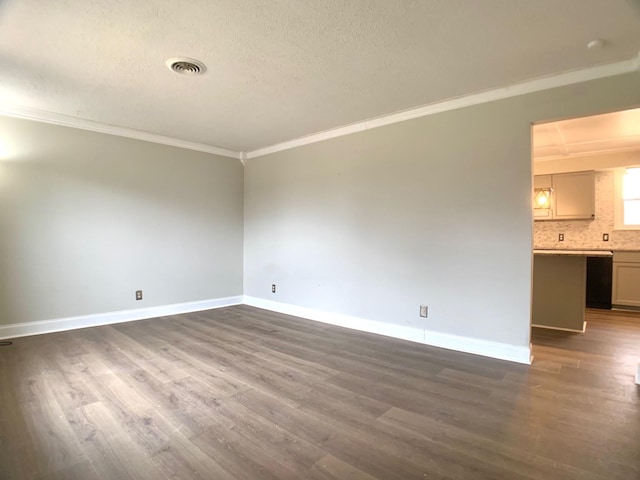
[0,305,639,479]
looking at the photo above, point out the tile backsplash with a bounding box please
[534,170,640,251]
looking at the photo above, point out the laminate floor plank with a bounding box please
[0,382,44,479]
[235,311,511,384]
[233,388,455,480]
[35,460,101,480]
[190,425,299,480]
[311,454,380,480]
[212,394,327,474]
[172,315,341,380]
[1,306,639,479]
[17,380,89,478]
[75,402,169,480]
[377,406,607,480]
[167,321,334,388]
[207,314,450,385]
[149,434,237,480]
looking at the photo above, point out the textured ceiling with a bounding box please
[1,0,640,153]
[534,108,640,161]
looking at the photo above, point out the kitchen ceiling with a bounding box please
[0,0,639,154]
[533,108,640,161]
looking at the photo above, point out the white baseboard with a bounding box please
[612,305,640,312]
[0,296,243,340]
[243,296,425,344]
[243,296,531,365]
[422,329,532,365]
[1,295,531,365]
[531,321,587,333]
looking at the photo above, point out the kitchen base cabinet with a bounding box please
[612,252,640,310]
[533,254,586,332]
[532,250,614,331]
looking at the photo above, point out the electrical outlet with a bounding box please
[271,284,276,293]
[135,290,143,301]
[419,305,428,318]
[603,233,609,242]
[558,233,564,241]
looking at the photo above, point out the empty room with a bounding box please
[1,1,640,479]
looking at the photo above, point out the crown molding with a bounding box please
[0,103,242,160]
[2,56,638,162]
[247,57,640,159]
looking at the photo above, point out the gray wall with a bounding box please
[0,116,244,325]
[244,72,640,348]
[3,72,639,349]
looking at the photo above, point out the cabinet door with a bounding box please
[553,171,595,220]
[612,252,640,308]
[533,208,553,219]
[533,175,552,189]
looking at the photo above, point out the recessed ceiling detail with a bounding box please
[166,57,206,76]
[533,108,640,161]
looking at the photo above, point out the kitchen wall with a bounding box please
[0,116,244,327]
[534,161,640,251]
[244,71,640,357]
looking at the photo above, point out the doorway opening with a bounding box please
[530,107,640,384]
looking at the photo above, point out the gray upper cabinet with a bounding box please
[534,171,595,221]
[552,171,595,220]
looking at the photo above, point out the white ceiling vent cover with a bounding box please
[166,57,206,76]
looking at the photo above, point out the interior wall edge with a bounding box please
[243,296,532,365]
[0,295,244,340]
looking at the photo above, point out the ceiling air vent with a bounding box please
[166,57,206,76]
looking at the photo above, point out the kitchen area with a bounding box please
[532,108,640,383]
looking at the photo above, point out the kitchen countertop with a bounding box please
[533,249,613,257]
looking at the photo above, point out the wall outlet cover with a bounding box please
[420,305,428,318]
